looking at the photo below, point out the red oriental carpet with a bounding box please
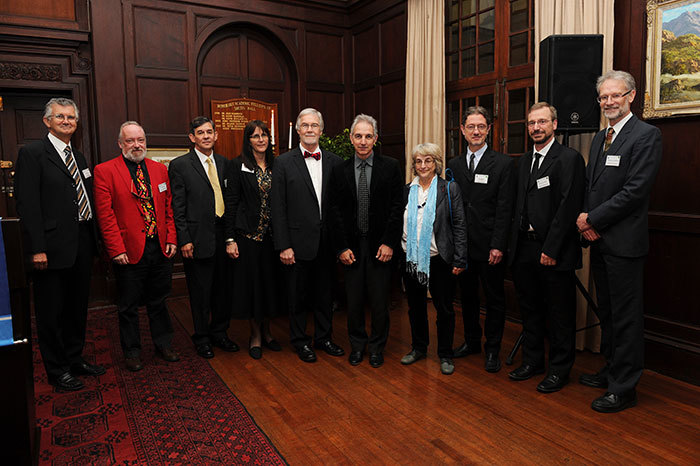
[32,306,286,465]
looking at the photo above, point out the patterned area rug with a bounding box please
[33,306,286,465]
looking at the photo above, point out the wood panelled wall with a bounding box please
[614,0,700,385]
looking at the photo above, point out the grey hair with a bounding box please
[118,121,145,141]
[295,108,324,131]
[43,97,79,121]
[596,70,636,93]
[411,142,444,176]
[350,113,378,136]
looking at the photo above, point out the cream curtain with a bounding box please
[405,0,445,182]
[535,0,615,351]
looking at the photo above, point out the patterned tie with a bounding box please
[603,127,614,154]
[64,146,90,221]
[358,160,369,234]
[469,153,476,177]
[135,163,157,238]
[206,157,225,217]
[303,151,321,160]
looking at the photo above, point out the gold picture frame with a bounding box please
[147,148,188,167]
[644,0,700,119]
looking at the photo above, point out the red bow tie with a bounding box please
[303,151,321,160]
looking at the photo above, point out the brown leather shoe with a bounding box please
[125,356,143,372]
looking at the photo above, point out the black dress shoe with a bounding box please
[314,340,345,356]
[156,347,180,362]
[369,352,384,368]
[591,390,637,413]
[453,342,481,358]
[196,344,215,359]
[125,357,143,372]
[348,351,363,366]
[579,372,608,388]
[508,364,545,381]
[537,373,569,393]
[213,336,240,352]
[484,352,501,373]
[51,372,84,391]
[249,345,262,360]
[262,339,282,352]
[297,345,317,363]
[70,361,106,376]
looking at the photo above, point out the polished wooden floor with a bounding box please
[169,296,700,465]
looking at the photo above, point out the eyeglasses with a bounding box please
[250,134,269,140]
[51,114,77,122]
[300,123,320,130]
[597,90,632,103]
[526,119,552,127]
[415,158,435,166]
[465,124,488,131]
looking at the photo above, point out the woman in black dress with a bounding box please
[224,120,281,359]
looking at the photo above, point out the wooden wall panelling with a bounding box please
[0,0,88,32]
[304,28,346,135]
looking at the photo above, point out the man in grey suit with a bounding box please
[577,70,663,413]
[169,116,238,359]
[272,108,345,362]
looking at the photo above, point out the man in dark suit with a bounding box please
[93,121,180,372]
[169,116,238,358]
[15,97,105,391]
[271,108,344,362]
[448,106,514,372]
[507,102,585,393]
[329,114,403,368]
[576,70,663,413]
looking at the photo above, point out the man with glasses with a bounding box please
[16,97,105,391]
[576,70,663,413]
[447,106,515,373]
[507,102,585,393]
[169,116,239,359]
[272,108,345,362]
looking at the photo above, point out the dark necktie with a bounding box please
[521,152,541,231]
[469,153,475,176]
[528,152,542,187]
[358,160,369,234]
[64,146,90,221]
[603,127,614,154]
[135,163,157,238]
[303,150,321,160]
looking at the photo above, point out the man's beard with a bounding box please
[124,148,147,163]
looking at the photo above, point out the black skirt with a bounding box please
[231,233,279,321]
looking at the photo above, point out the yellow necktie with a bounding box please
[206,157,225,217]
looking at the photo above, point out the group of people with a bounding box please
[15,69,661,414]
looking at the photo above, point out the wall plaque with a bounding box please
[211,98,279,159]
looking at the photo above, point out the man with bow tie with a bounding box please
[271,108,345,362]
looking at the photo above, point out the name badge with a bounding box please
[224,179,228,188]
[241,164,254,173]
[82,168,91,178]
[158,182,167,193]
[606,155,621,167]
[536,176,550,190]
[474,174,489,184]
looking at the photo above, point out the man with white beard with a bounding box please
[93,121,180,372]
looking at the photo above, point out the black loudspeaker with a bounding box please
[539,34,603,132]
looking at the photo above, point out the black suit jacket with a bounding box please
[402,177,468,268]
[15,135,96,269]
[168,149,229,259]
[447,148,515,261]
[271,147,342,261]
[329,154,403,256]
[224,156,269,240]
[585,115,663,257]
[509,140,585,271]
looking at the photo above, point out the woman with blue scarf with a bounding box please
[400,143,467,375]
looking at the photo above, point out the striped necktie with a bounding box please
[64,146,90,221]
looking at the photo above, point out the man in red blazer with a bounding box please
[93,121,180,371]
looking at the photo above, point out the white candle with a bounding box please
[270,109,275,146]
[288,122,292,149]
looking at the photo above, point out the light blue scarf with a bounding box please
[406,175,437,286]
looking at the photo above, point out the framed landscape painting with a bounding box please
[644,0,700,118]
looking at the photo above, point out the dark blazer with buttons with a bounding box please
[168,149,228,259]
[508,140,585,271]
[585,115,662,257]
[15,135,97,269]
[329,153,404,256]
[402,176,468,269]
[271,147,342,261]
[447,148,515,261]
[224,156,269,240]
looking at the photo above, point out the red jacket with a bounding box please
[94,155,176,263]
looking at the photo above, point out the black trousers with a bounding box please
[344,237,392,354]
[458,258,507,353]
[512,236,576,376]
[114,237,174,358]
[286,239,333,349]
[33,221,94,380]
[183,221,231,346]
[403,255,455,358]
[590,245,645,394]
